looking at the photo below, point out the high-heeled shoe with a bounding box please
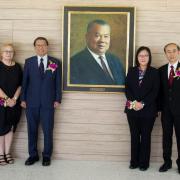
[5,153,14,164]
[0,154,7,166]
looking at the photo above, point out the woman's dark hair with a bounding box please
[135,46,152,67]
[33,37,49,46]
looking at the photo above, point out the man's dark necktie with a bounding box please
[168,65,175,87]
[99,56,113,81]
[39,58,44,77]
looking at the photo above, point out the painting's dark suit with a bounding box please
[125,66,160,167]
[21,56,62,158]
[159,62,180,166]
[70,48,125,85]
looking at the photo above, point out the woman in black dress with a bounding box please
[0,44,22,165]
[125,46,160,171]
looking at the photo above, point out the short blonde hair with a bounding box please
[0,43,15,59]
[1,43,15,52]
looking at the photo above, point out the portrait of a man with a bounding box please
[63,6,135,92]
[70,19,125,85]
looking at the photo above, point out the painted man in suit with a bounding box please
[159,43,180,173]
[21,37,62,166]
[70,19,125,85]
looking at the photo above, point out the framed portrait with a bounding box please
[63,6,135,93]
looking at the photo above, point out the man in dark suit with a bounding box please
[70,19,125,85]
[21,37,62,166]
[159,43,180,173]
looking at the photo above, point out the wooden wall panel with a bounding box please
[0,9,60,20]
[0,0,179,163]
[137,11,180,22]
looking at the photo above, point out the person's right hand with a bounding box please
[134,101,143,111]
[21,101,26,108]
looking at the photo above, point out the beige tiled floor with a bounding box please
[0,159,179,180]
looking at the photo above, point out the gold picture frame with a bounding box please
[63,6,135,93]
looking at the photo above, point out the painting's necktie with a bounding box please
[99,56,113,81]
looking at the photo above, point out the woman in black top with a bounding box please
[0,44,22,165]
[125,46,159,171]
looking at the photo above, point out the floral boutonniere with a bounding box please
[47,60,58,73]
[174,67,180,79]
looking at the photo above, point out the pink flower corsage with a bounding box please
[47,61,58,73]
[126,100,137,110]
[0,97,8,107]
[174,67,180,80]
[0,97,5,106]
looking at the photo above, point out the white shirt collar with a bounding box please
[167,60,179,77]
[37,54,48,61]
[168,60,179,70]
[87,47,114,79]
[37,54,48,70]
[87,47,105,60]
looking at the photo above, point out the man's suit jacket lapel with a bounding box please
[36,55,51,78]
[84,49,115,84]
[44,56,53,77]
[105,53,122,84]
[175,61,180,72]
[85,49,106,76]
[46,56,51,68]
[163,62,180,88]
[106,54,116,78]
[173,62,180,87]
[162,64,169,88]
[33,56,41,76]
[44,56,50,75]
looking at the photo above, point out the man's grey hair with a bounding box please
[164,43,180,53]
[87,19,110,32]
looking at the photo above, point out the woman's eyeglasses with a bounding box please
[3,50,14,54]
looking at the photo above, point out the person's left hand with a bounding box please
[54,101,60,108]
[7,98,16,107]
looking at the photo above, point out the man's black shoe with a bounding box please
[25,156,39,165]
[42,157,51,166]
[139,166,148,171]
[159,163,172,172]
[129,164,138,169]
